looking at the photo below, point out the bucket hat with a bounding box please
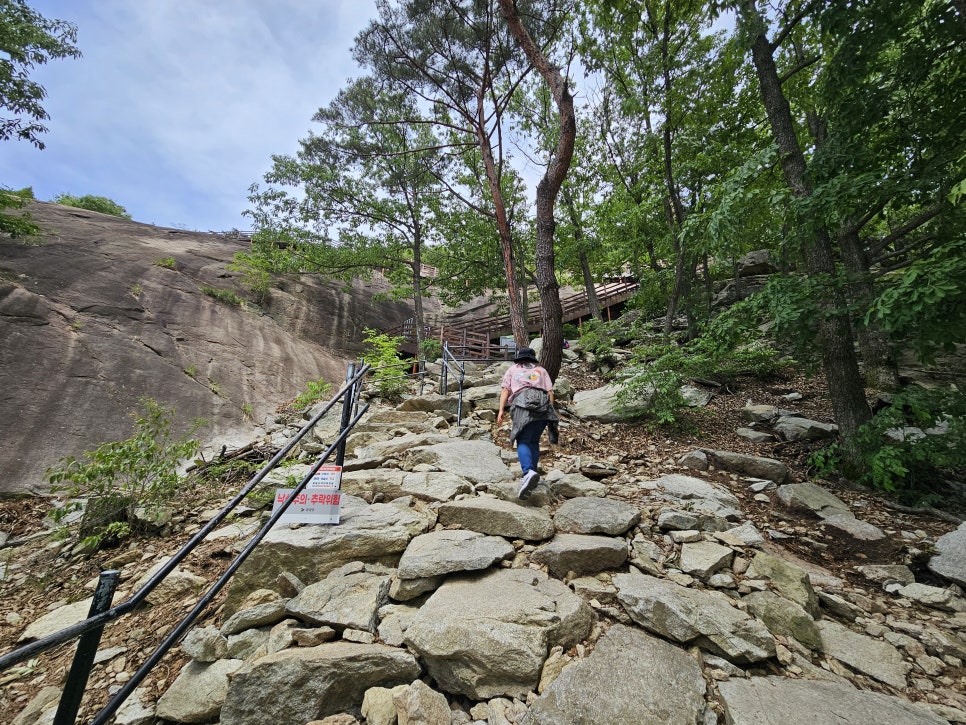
[513,346,538,363]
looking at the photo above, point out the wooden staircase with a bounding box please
[386,281,639,359]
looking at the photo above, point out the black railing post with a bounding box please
[335,362,356,467]
[53,569,120,725]
[441,343,449,394]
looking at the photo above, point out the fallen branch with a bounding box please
[881,500,964,526]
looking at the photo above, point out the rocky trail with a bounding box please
[1,352,965,725]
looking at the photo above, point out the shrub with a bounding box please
[154,256,177,269]
[294,377,332,409]
[200,285,242,305]
[811,386,966,503]
[363,327,407,399]
[53,193,130,218]
[0,187,41,238]
[47,398,205,550]
[578,318,617,370]
[626,269,671,320]
[419,338,442,361]
[228,253,272,304]
[615,305,788,427]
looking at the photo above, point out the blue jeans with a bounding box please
[516,420,548,474]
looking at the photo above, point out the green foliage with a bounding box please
[561,323,580,339]
[363,327,406,399]
[46,398,204,550]
[419,338,442,361]
[615,304,787,426]
[130,283,141,298]
[53,193,130,218]
[869,239,966,366]
[615,365,686,426]
[0,0,81,147]
[577,319,616,369]
[625,270,672,320]
[0,186,40,237]
[811,386,966,502]
[294,377,332,410]
[183,365,197,378]
[200,285,242,306]
[153,256,177,269]
[228,253,271,304]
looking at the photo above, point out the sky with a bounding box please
[1,1,378,232]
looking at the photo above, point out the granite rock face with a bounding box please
[0,202,419,495]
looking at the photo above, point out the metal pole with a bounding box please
[335,362,355,467]
[441,343,449,394]
[53,570,120,725]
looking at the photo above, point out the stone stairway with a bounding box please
[9,358,966,725]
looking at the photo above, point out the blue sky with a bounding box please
[1,1,377,231]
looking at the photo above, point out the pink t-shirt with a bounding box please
[501,363,553,399]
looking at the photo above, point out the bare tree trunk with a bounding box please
[498,0,576,381]
[744,0,871,457]
[476,71,528,347]
[836,223,900,389]
[562,186,602,320]
[579,250,602,320]
[411,223,425,350]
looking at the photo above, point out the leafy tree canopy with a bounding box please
[0,0,80,148]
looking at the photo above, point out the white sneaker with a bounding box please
[518,469,540,499]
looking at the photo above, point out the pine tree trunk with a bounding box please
[744,1,872,457]
[498,0,576,380]
[476,102,528,346]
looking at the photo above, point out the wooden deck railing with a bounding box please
[386,280,639,359]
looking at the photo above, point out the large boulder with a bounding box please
[285,562,392,633]
[817,619,910,688]
[395,529,514,579]
[702,449,789,484]
[552,497,642,535]
[718,677,947,725]
[438,497,555,541]
[614,570,775,663]
[736,250,778,277]
[223,496,433,615]
[401,440,512,485]
[220,643,421,725]
[526,624,708,725]
[640,474,743,521]
[745,551,820,617]
[403,569,594,699]
[530,534,628,578]
[929,522,966,588]
[156,659,246,723]
[775,482,852,520]
[571,384,651,422]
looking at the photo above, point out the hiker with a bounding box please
[496,346,559,499]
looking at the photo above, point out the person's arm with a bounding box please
[496,387,511,425]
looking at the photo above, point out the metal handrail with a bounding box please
[0,362,371,724]
[440,342,466,421]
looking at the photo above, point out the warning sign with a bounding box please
[272,465,343,525]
